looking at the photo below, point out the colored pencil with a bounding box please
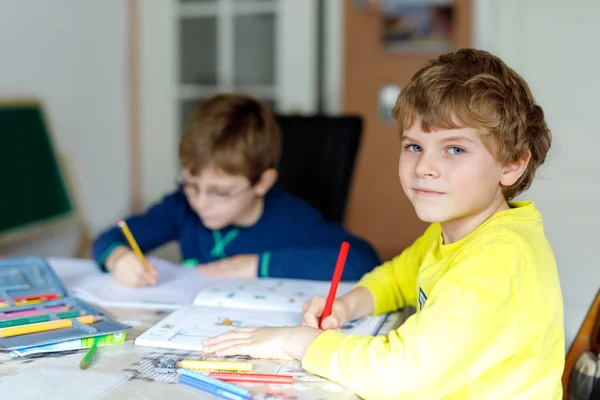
[79,342,98,369]
[179,369,258,399]
[0,305,70,319]
[177,359,252,372]
[179,374,250,400]
[0,315,101,338]
[0,311,86,329]
[0,293,60,303]
[320,241,350,330]
[0,298,45,308]
[117,220,150,271]
[208,371,293,384]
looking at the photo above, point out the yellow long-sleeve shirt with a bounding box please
[302,201,565,399]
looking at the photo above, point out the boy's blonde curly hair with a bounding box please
[393,48,551,199]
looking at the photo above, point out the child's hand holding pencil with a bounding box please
[301,295,351,330]
[301,242,376,330]
[106,248,158,287]
[302,285,376,330]
[105,220,158,287]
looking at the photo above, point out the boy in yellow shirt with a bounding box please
[202,49,565,399]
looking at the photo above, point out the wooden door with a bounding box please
[342,0,472,261]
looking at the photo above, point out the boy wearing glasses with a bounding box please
[92,94,380,287]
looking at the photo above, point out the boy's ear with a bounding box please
[253,168,278,196]
[500,151,531,187]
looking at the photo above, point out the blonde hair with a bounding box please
[393,49,551,199]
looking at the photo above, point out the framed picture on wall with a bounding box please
[381,1,454,53]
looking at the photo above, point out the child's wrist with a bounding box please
[287,326,322,360]
[341,286,374,320]
[106,246,130,272]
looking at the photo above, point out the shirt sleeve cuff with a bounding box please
[258,251,271,277]
[97,242,127,272]
[301,330,348,378]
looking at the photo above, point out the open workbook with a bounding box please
[127,261,386,350]
[49,257,359,312]
[135,304,388,351]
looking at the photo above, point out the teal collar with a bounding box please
[210,229,240,259]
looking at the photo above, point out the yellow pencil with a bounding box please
[176,360,253,372]
[0,299,42,308]
[0,316,101,338]
[117,220,150,271]
[15,299,42,306]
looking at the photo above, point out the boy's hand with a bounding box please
[198,254,259,278]
[106,248,158,287]
[302,296,351,330]
[202,326,322,361]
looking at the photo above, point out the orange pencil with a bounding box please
[319,241,350,330]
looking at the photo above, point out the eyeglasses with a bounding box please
[176,179,253,203]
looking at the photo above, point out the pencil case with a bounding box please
[0,256,131,350]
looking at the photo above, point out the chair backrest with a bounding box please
[563,289,600,399]
[275,115,363,223]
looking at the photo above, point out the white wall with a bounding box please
[323,0,343,114]
[475,0,600,347]
[139,1,179,210]
[0,1,130,255]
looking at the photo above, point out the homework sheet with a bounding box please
[48,257,216,310]
[192,278,356,313]
[135,305,387,351]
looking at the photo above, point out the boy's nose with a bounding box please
[414,153,440,178]
[194,193,211,211]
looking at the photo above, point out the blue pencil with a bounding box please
[178,368,252,397]
[179,374,250,400]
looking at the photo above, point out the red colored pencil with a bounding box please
[208,372,294,384]
[319,241,350,330]
[0,293,60,303]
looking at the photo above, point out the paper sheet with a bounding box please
[192,278,356,313]
[0,368,129,400]
[49,257,217,310]
[135,305,386,351]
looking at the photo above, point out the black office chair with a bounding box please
[275,115,363,224]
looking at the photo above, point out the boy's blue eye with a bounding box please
[405,144,422,152]
[448,146,465,155]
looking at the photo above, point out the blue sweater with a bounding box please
[92,187,380,281]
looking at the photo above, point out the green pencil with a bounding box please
[79,342,98,370]
[0,310,85,329]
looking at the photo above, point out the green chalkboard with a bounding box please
[0,102,73,235]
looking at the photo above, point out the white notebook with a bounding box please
[135,305,387,351]
[49,257,215,310]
